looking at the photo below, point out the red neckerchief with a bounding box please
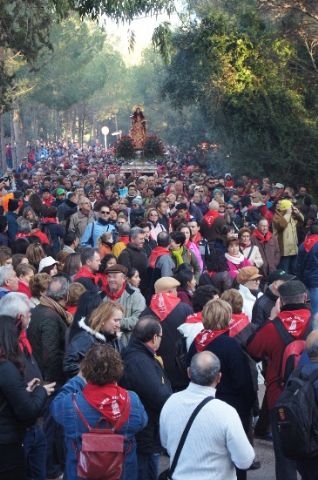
[252,229,272,244]
[195,328,229,352]
[149,246,170,269]
[19,330,32,355]
[41,217,58,224]
[203,210,219,227]
[186,311,203,324]
[303,235,318,253]
[206,270,217,278]
[119,236,130,245]
[277,309,311,337]
[192,232,203,245]
[83,384,131,430]
[104,282,126,301]
[74,266,98,284]
[150,292,180,321]
[229,313,250,337]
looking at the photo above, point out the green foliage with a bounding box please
[143,134,164,157]
[114,135,135,158]
[162,4,318,187]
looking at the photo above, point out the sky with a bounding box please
[103,12,180,65]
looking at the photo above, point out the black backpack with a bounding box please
[273,367,318,459]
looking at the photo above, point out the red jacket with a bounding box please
[247,305,311,410]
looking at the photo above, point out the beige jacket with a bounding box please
[272,210,303,256]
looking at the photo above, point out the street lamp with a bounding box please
[101,126,109,149]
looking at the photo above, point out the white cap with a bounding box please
[38,256,57,273]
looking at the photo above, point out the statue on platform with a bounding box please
[129,106,146,149]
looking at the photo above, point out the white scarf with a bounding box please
[225,252,245,265]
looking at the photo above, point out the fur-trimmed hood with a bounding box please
[78,317,106,342]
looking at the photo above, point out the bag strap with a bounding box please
[169,396,214,477]
[273,318,294,346]
[72,394,92,431]
[88,222,95,247]
[246,245,254,260]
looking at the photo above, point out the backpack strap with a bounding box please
[273,318,294,346]
[72,394,92,432]
[168,396,214,477]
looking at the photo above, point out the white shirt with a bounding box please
[160,382,255,480]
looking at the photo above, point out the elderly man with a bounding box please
[160,351,254,480]
[28,275,71,386]
[143,277,193,391]
[118,226,148,297]
[121,317,172,480]
[0,264,18,298]
[103,264,146,346]
[252,218,281,279]
[68,196,94,239]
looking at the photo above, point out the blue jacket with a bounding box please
[297,237,318,288]
[81,220,116,247]
[6,211,18,245]
[51,376,148,480]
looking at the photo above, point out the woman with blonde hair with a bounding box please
[63,300,123,377]
[188,299,256,480]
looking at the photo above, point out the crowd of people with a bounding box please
[0,141,318,480]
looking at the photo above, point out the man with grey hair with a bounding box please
[118,226,148,296]
[0,264,18,298]
[28,275,71,385]
[160,351,254,479]
[68,195,94,239]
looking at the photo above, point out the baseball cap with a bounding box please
[268,270,296,285]
[154,277,180,293]
[38,256,57,273]
[56,188,65,195]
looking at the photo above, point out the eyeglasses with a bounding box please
[100,210,110,214]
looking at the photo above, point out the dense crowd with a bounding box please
[0,141,318,480]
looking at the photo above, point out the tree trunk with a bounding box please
[12,105,26,167]
[0,111,6,173]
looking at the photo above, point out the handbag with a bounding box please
[72,394,129,480]
[159,396,214,480]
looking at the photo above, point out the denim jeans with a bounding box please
[309,287,318,319]
[270,411,297,480]
[23,425,47,480]
[137,453,160,480]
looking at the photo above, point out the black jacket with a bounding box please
[251,288,277,329]
[120,337,172,454]
[0,361,47,445]
[199,270,233,293]
[28,304,68,385]
[118,243,149,297]
[143,301,193,391]
[57,198,78,223]
[63,318,122,377]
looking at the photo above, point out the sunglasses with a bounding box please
[100,210,110,214]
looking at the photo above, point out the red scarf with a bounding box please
[74,266,98,284]
[104,282,126,301]
[41,217,58,224]
[252,229,272,244]
[304,234,318,253]
[186,311,203,324]
[195,328,229,352]
[150,292,180,321]
[229,313,250,337]
[277,309,311,337]
[83,384,130,430]
[19,330,32,355]
[192,232,203,246]
[149,246,170,269]
[119,236,130,245]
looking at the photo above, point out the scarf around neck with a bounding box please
[149,246,170,268]
[83,383,131,430]
[150,292,181,321]
[253,229,272,244]
[195,328,229,352]
[104,282,126,301]
[225,252,245,265]
[40,295,73,325]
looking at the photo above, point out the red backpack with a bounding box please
[273,318,309,386]
[72,394,130,480]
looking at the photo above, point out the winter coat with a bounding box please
[28,304,68,385]
[148,221,166,242]
[63,318,122,377]
[118,244,148,297]
[252,233,280,278]
[57,199,78,223]
[68,210,94,239]
[239,284,263,321]
[0,360,47,445]
[272,210,303,257]
[247,304,311,410]
[0,232,8,246]
[143,238,157,258]
[120,337,172,454]
[240,244,264,269]
[103,284,146,347]
[129,207,145,227]
[143,300,193,391]
[188,333,256,417]
[251,288,277,329]
[51,375,148,480]
[199,270,233,293]
[81,219,116,247]
[297,235,318,288]
[6,211,19,246]
[42,221,65,256]
[171,246,201,282]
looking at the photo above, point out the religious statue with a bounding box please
[129,106,146,149]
